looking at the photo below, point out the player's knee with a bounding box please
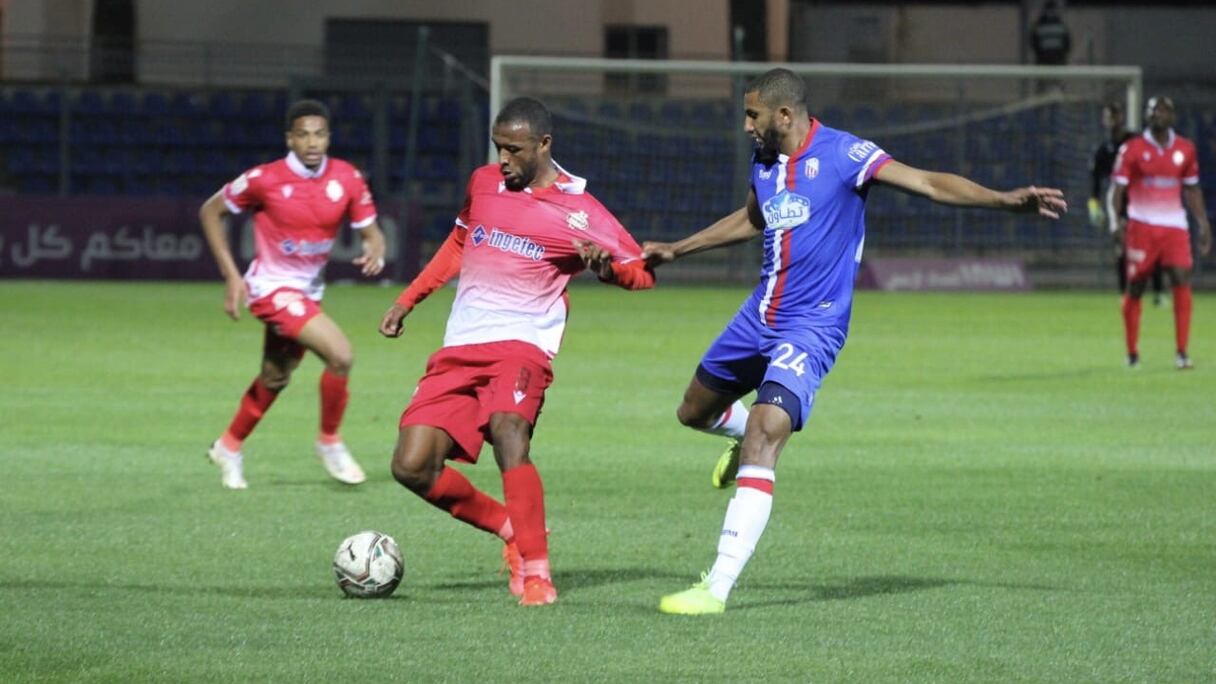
[326,347,354,375]
[390,448,434,494]
[259,367,291,391]
[676,402,715,429]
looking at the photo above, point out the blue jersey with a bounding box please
[747,119,892,331]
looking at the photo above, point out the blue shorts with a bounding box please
[696,304,847,431]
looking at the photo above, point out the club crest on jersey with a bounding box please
[486,228,545,261]
[847,140,878,162]
[566,210,589,231]
[1172,150,1185,166]
[762,191,811,229]
[805,157,819,179]
[271,290,307,317]
[325,179,343,202]
[281,185,293,198]
[470,225,488,246]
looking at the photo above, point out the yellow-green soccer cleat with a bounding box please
[658,574,725,615]
[711,439,741,489]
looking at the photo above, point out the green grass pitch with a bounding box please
[1,281,1212,682]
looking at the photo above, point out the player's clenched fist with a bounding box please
[641,241,676,266]
[379,304,409,338]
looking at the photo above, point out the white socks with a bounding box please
[701,401,748,440]
[707,465,774,602]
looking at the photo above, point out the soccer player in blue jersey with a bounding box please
[643,68,1067,615]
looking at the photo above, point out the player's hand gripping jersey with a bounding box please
[223,152,378,301]
[748,119,892,331]
[399,163,653,358]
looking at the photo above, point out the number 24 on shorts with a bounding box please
[771,343,807,376]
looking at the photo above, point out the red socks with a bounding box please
[502,463,549,577]
[1121,295,1142,356]
[224,378,279,447]
[1173,285,1192,354]
[424,467,511,538]
[319,369,349,438]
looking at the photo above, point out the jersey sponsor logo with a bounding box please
[759,166,774,181]
[847,140,878,162]
[1172,150,1185,166]
[470,224,488,246]
[1142,151,1151,161]
[566,210,589,231]
[480,227,545,261]
[359,189,373,205]
[279,238,334,256]
[325,179,344,202]
[230,173,250,195]
[761,191,811,229]
[282,185,293,198]
[805,157,819,179]
[1143,177,1180,188]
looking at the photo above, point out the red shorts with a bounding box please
[400,340,554,463]
[1125,220,1192,281]
[248,287,323,339]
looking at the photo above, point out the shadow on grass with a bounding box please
[734,575,1057,611]
[0,578,337,600]
[433,566,689,593]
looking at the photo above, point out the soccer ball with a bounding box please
[332,531,404,598]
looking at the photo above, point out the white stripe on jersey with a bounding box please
[856,149,887,188]
[757,228,785,324]
[756,162,788,324]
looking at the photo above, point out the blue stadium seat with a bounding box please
[143,91,169,117]
[75,90,105,116]
[209,92,239,119]
[109,91,138,117]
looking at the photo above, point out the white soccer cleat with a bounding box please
[316,440,367,485]
[207,441,248,490]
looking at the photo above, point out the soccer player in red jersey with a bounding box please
[199,99,388,489]
[378,97,655,606]
[1110,96,1212,369]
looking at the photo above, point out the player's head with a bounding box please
[743,68,809,155]
[1101,102,1124,131]
[1144,95,1175,132]
[284,99,331,168]
[493,97,553,191]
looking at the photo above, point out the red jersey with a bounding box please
[1111,129,1200,231]
[223,152,377,301]
[441,163,652,358]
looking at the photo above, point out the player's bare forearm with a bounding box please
[876,161,1066,218]
[642,204,753,264]
[354,221,386,276]
[1183,186,1212,254]
[199,191,242,282]
[1109,185,1128,234]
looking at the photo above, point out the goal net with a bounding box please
[491,57,1141,283]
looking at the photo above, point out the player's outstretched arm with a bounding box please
[353,221,387,277]
[641,190,765,266]
[1182,185,1213,256]
[199,190,247,321]
[874,161,1067,219]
